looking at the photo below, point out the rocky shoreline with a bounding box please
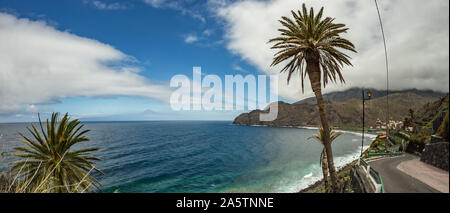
[298,159,358,193]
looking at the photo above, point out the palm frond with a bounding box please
[268,3,356,92]
[12,112,103,193]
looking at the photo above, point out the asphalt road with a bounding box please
[368,153,440,193]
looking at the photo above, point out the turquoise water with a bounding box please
[0,121,375,192]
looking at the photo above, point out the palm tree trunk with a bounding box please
[56,171,63,193]
[307,58,340,192]
[321,148,329,188]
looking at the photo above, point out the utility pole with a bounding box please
[361,90,372,156]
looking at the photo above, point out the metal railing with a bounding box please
[366,152,403,158]
[360,157,369,168]
[358,157,386,193]
[369,166,385,193]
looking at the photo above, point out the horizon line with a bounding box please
[0,120,234,125]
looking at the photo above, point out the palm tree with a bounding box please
[268,3,356,192]
[11,113,103,193]
[311,127,343,190]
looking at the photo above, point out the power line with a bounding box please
[374,0,389,137]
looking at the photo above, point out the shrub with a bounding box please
[409,130,431,145]
[437,112,449,139]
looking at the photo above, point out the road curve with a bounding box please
[367,153,441,193]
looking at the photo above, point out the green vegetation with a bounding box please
[403,94,448,149]
[436,111,449,139]
[362,136,390,156]
[412,94,449,132]
[337,161,357,193]
[1,113,103,193]
[268,2,356,193]
[389,135,403,145]
[409,130,431,145]
[312,160,358,193]
[336,126,365,131]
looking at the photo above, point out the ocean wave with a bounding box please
[335,130,377,139]
[297,126,319,130]
[281,143,371,193]
[303,172,313,178]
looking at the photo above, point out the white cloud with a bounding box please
[184,34,199,43]
[25,104,38,113]
[143,0,206,23]
[143,0,166,8]
[232,64,247,73]
[183,29,216,44]
[84,0,129,10]
[93,1,128,10]
[202,29,213,36]
[216,0,449,101]
[0,13,172,114]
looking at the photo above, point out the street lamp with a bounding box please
[361,90,372,156]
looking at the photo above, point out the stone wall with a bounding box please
[431,135,445,143]
[405,142,425,155]
[420,142,449,171]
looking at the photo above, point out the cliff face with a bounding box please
[233,101,319,127]
[233,92,439,128]
[232,100,360,127]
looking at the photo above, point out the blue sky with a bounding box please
[0,0,266,122]
[1,0,247,82]
[0,0,448,122]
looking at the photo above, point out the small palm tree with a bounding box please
[311,127,343,190]
[11,113,103,193]
[268,3,356,192]
[408,109,414,120]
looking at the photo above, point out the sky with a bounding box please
[0,0,448,122]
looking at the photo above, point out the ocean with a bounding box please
[0,121,376,192]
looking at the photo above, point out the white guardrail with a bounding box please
[358,158,384,193]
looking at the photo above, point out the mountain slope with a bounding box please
[233,92,440,128]
[294,87,445,104]
[412,94,449,131]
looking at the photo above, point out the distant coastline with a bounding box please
[232,89,441,128]
[233,123,378,138]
